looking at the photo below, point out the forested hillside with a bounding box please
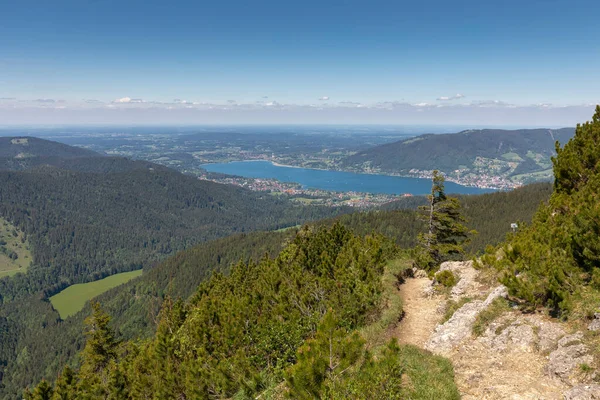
[0,165,342,301]
[0,180,553,398]
[24,224,460,399]
[0,139,349,399]
[0,137,100,171]
[341,127,574,184]
[380,182,553,253]
[0,137,99,159]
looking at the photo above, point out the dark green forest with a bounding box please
[0,141,349,399]
[0,164,345,301]
[24,224,460,399]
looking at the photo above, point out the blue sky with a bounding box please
[1,0,599,125]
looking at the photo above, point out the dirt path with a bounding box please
[393,276,443,347]
[392,273,572,399]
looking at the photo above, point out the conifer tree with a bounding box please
[24,379,53,400]
[52,366,77,400]
[285,310,364,399]
[78,302,118,398]
[486,106,600,316]
[414,170,472,271]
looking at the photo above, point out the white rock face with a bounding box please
[425,284,508,355]
[411,260,597,399]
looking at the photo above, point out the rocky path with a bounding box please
[393,275,443,347]
[393,262,600,400]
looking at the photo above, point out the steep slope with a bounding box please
[342,127,575,184]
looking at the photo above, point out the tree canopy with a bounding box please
[485,106,600,318]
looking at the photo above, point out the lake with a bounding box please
[202,161,495,195]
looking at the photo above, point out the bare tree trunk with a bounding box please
[427,195,434,249]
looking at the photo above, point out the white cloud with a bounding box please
[173,99,195,104]
[471,100,512,108]
[113,97,144,103]
[318,96,330,101]
[437,93,465,101]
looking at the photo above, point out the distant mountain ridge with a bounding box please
[0,136,98,158]
[0,136,105,171]
[341,127,575,185]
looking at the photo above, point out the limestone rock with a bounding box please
[438,260,481,300]
[546,333,594,385]
[481,320,536,352]
[534,318,567,353]
[563,384,600,400]
[425,285,508,355]
[413,268,428,279]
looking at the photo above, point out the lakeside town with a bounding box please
[198,171,413,208]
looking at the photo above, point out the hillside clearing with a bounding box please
[0,217,31,277]
[50,270,143,319]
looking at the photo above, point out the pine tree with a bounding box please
[415,170,472,271]
[285,310,365,399]
[25,379,54,400]
[487,106,600,316]
[78,302,118,398]
[52,365,77,400]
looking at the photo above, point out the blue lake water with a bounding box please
[202,161,495,195]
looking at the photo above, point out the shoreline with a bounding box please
[203,159,510,191]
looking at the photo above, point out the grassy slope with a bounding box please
[0,217,32,277]
[50,270,143,318]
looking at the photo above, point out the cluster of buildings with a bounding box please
[197,173,409,208]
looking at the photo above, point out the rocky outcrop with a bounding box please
[400,260,598,399]
[546,333,594,385]
[563,384,600,399]
[437,260,481,300]
[425,285,508,355]
[480,314,566,354]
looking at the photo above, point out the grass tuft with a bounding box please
[472,297,511,337]
[443,297,473,323]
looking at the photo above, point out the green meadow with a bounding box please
[50,270,143,319]
[0,217,32,278]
